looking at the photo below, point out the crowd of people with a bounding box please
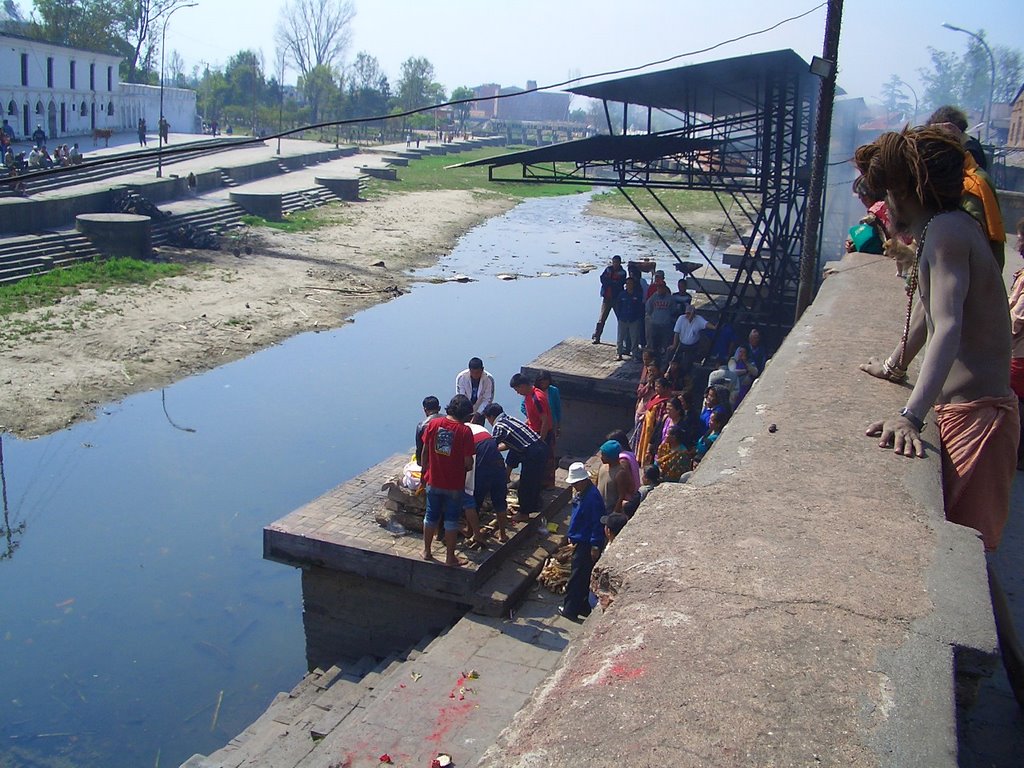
[412,294,772,622]
[414,357,560,568]
[2,119,82,185]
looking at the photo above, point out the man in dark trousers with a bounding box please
[484,403,549,523]
[560,462,605,621]
[593,255,626,344]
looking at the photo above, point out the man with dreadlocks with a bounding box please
[855,126,1018,553]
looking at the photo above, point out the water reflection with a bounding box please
[0,190,661,767]
[0,436,26,561]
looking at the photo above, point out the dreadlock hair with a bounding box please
[853,127,965,214]
[926,105,968,133]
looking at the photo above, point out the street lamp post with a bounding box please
[157,2,197,178]
[894,77,918,125]
[942,23,996,145]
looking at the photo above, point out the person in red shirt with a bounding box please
[420,395,476,566]
[510,372,555,487]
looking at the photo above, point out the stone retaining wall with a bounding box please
[479,252,998,768]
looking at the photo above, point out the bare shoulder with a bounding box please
[927,210,986,251]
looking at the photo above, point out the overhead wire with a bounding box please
[4,2,828,186]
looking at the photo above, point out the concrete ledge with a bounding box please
[314,175,361,201]
[229,191,283,221]
[75,212,151,258]
[480,252,998,768]
[358,165,398,181]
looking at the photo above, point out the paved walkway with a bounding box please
[958,473,1024,766]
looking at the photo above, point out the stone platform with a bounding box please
[264,453,574,613]
[521,337,641,456]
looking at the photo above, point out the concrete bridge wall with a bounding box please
[479,252,998,768]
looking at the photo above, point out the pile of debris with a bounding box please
[539,542,574,594]
[112,189,168,220]
[163,222,221,250]
[111,189,222,250]
[376,481,427,533]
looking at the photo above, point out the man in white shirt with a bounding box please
[455,356,495,416]
[668,304,716,372]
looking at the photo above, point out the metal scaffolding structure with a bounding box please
[457,50,824,345]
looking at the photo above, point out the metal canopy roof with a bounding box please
[453,133,720,169]
[570,49,816,116]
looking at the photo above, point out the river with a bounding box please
[0,190,662,767]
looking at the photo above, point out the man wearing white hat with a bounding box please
[560,462,605,621]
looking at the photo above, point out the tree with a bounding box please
[450,86,474,133]
[27,0,124,53]
[994,47,1023,105]
[298,63,339,125]
[167,49,185,87]
[348,52,390,120]
[395,56,445,113]
[918,30,1024,115]
[28,0,197,83]
[276,0,354,80]
[879,75,914,122]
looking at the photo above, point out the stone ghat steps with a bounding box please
[280,187,344,216]
[150,203,251,248]
[7,137,250,197]
[182,628,452,768]
[0,230,100,284]
[182,587,580,768]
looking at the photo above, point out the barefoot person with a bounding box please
[854,127,1019,552]
[484,403,549,523]
[420,395,476,566]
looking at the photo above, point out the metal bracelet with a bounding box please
[881,359,908,382]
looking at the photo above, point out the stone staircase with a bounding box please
[181,586,580,768]
[150,203,251,248]
[0,230,101,284]
[280,187,343,216]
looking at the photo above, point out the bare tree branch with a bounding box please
[275,0,355,79]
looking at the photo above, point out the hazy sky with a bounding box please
[160,0,1018,104]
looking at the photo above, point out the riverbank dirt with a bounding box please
[0,189,516,438]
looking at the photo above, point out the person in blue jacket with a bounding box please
[560,462,605,621]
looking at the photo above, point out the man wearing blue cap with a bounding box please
[596,440,631,516]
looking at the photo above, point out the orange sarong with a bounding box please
[933,394,1019,551]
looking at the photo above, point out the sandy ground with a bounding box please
[0,189,515,438]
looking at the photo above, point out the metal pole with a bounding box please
[157,21,166,177]
[157,3,197,178]
[795,0,843,322]
[277,54,284,155]
[942,24,996,145]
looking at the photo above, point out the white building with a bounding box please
[1,31,196,142]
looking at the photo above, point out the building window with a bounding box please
[47,57,54,88]
[70,61,76,89]
[106,101,114,116]
[107,66,113,91]
[80,101,87,116]
[89,63,95,91]
[6,100,14,116]
[21,53,28,86]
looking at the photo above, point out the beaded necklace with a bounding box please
[896,211,944,370]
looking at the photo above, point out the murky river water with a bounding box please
[0,191,663,767]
